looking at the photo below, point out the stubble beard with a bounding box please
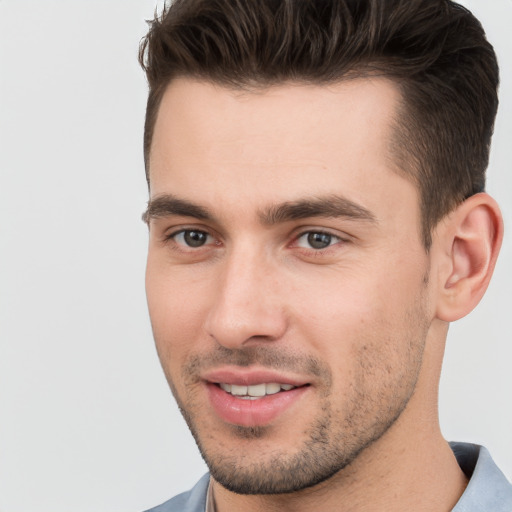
[177,396,404,495]
[164,316,428,496]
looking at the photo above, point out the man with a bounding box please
[139,0,512,510]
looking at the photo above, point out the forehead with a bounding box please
[148,77,416,223]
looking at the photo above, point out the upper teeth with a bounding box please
[219,382,296,398]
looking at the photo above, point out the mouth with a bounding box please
[216,382,298,400]
[203,369,311,427]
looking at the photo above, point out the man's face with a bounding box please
[145,78,434,494]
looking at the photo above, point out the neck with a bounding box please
[212,431,466,512]
[212,413,467,512]
[212,327,468,512]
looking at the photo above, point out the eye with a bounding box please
[172,229,213,248]
[295,231,341,250]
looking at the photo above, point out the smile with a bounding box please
[207,379,309,426]
[218,382,296,399]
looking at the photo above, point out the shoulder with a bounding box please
[143,473,210,512]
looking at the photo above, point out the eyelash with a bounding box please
[293,230,343,251]
[164,229,216,250]
[164,228,346,254]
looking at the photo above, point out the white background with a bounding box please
[0,1,510,511]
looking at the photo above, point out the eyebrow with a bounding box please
[260,195,376,225]
[142,194,213,223]
[259,195,376,225]
[142,193,376,225]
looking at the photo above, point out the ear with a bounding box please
[434,193,503,322]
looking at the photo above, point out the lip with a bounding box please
[203,367,311,427]
[202,367,309,387]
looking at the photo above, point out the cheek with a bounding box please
[290,264,427,373]
[290,270,389,344]
[145,260,211,364]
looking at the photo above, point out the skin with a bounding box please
[145,77,501,511]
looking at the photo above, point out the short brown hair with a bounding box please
[139,0,499,248]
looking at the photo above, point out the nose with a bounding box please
[204,246,288,349]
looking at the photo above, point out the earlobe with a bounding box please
[435,193,503,322]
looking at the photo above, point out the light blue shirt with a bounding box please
[144,443,512,512]
[451,443,512,511]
